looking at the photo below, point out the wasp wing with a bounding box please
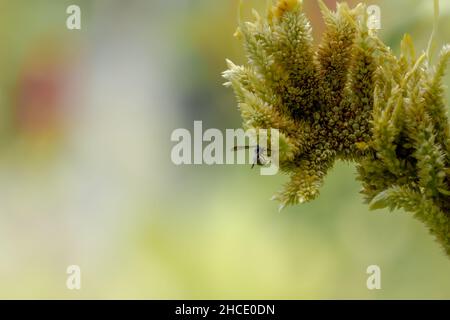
[231,146,256,151]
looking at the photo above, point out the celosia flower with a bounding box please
[224,0,450,257]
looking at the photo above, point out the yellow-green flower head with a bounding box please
[224,0,450,258]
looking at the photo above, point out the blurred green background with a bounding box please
[0,0,449,299]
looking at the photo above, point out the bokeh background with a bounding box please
[0,0,449,299]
